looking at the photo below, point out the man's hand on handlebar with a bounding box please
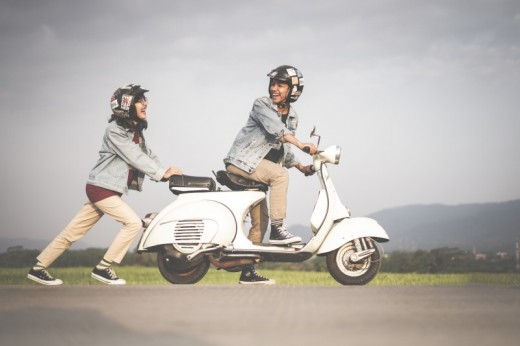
[282,134,317,155]
[301,142,317,155]
[297,164,316,176]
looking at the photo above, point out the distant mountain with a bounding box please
[0,237,48,253]
[0,237,93,253]
[287,200,520,253]
[367,200,520,252]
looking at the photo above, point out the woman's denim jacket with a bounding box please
[87,122,166,194]
[224,96,300,173]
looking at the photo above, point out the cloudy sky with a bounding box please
[1,0,519,248]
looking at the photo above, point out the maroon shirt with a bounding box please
[86,130,140,203]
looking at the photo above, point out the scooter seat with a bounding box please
[169,175,216,195]
[215,170,268,192]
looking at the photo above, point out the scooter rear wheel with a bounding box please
[157,251,210,284]
[326,239,381,285]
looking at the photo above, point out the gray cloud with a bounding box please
[1,0,519,246]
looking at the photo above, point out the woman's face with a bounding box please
[134,96,148,120]
[270,81,290,104]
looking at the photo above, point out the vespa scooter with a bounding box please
[137,128,389,285]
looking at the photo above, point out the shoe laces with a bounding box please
[105,267,118,279]
[39,269,55,280]
[277,225,294,238]
[249,268,269,280]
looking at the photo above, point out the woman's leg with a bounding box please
[36,202,103,268]
[93,195,142,264]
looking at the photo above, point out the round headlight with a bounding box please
[319,145,342,164]
[334,146,341,164]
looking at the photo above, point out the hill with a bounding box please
[287,200,520,253]
[0,237,92,253]
[367,200,520,252]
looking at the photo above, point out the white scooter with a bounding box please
[137,128,389,285]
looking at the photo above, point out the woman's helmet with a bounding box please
[110,84,149,118]
[267,65,304,103]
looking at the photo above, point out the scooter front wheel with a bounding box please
[326,238,381,285]
[157,251,210,284]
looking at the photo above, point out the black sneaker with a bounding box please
[91,267,126,285]
[239,267,275,285]
[27,268,63,286]
[269,224,302,245]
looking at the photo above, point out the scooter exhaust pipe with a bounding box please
[208,255,258,270]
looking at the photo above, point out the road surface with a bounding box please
[1,285,519,346]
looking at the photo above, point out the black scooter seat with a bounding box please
[215,170,268,192]
[169,175,216,195]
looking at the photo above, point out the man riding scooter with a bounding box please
[223,65,317,285]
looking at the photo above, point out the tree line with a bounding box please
[1,246,517,273]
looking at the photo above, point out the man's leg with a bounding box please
[227,161,301,245]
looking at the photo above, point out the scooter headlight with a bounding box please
[319,145,341,164]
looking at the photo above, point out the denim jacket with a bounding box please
[87,122,166,194]
[224,96,300,173]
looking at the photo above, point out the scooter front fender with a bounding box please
[317,217,389,255]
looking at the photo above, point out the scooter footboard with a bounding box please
[317,217,389,255]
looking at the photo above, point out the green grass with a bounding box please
[3,267,520,286]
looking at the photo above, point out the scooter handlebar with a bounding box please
[304,164,317,176]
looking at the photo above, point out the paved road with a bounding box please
[1,285,519,346]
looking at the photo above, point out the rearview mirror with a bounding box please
[310,126,320,147]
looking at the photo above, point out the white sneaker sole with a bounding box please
[91,273,126,285]
[239,279,276,285]
[27,274,63,286]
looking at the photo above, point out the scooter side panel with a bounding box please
[141,200,237,250]
[317,217,389,255]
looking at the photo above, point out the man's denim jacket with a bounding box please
[87,122,166,194]
[224,96,300,173]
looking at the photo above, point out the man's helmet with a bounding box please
[110,84,149,118]
[267,65,304,103]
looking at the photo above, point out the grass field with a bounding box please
[3,267,520,286]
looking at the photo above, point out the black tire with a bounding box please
[157,251,210,284]
[326,239,381,285]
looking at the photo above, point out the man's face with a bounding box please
[270,81,290,104]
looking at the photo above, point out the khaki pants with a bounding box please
[37,196,142,267]
[227,160,289,243]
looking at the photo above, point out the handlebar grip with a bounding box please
[303,146,311,154]
[304,165,316,176]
